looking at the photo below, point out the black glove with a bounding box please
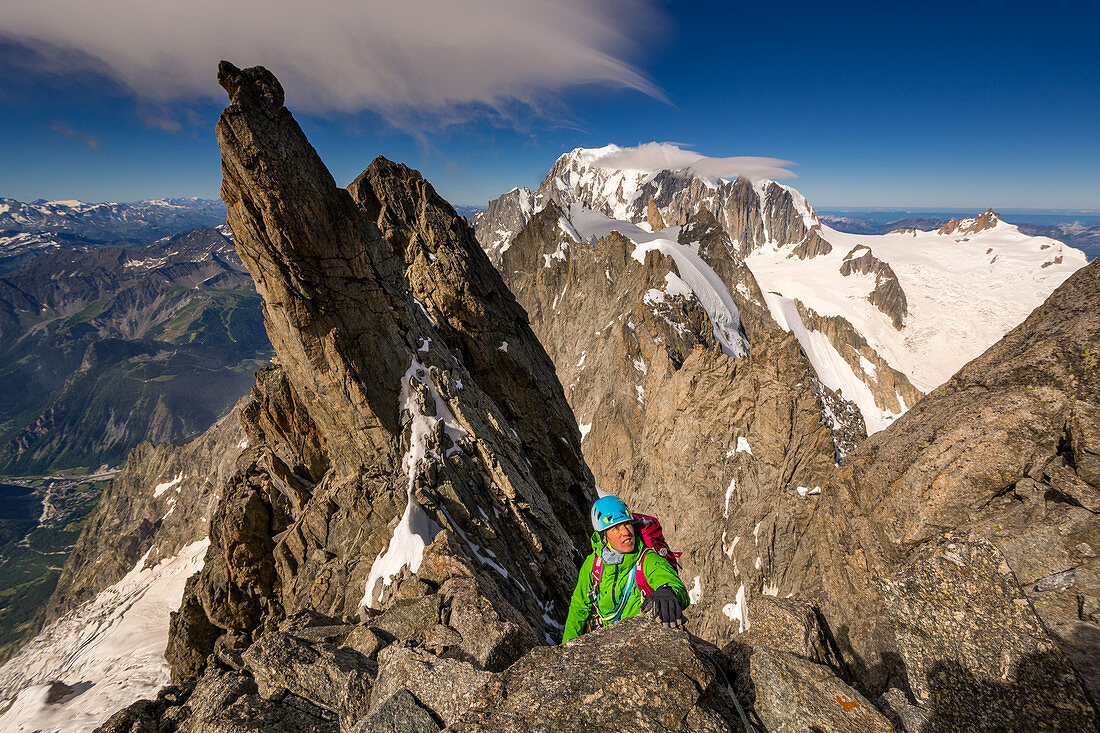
[641,585,684,628]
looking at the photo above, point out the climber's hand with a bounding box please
[641,585,684,628]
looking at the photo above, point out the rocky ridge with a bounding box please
[937,208,1000,237]
[164,59,595,678]
[839,244,908,329]
[787,257,1100,717]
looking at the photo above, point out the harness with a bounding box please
[586,548,653,629]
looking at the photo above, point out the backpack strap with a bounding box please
[590,554,604,603]
[634,548,654,598]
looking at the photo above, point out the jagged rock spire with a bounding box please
[169,63,595,672]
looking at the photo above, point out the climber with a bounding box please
[562,495,689,642]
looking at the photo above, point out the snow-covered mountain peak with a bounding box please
[475,151,1087,439]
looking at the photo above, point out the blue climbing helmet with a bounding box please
[590,495,632,533]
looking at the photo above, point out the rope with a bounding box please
[707,654,760,733]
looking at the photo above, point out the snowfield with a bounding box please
[0,540,208,733]
[748,218,1086,393]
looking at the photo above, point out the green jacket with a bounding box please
[562,530,689,642]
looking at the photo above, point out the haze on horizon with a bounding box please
[0,0,1097,211]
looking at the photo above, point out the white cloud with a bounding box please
[585,142,797,179]
[0,0,664,118]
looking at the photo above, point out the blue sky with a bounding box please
[1,1,1097,211]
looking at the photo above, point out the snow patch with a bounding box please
[723,479,737,519]
[722,584,750,633]
[688,576,702,605]
[0,540,209,733]
[361,359,461,608]
[736,436,752,455]
[152,472,183,498]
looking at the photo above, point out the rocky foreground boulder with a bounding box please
[109,607,905,733]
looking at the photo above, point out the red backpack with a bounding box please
[591,513,682,598]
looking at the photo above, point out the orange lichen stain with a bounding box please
[833,693,860,713]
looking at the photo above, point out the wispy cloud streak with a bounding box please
[49,122,99,151]
[588,143,798,179]
[0,0,664,121]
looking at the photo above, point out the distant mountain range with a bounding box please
[0,226,271,476]
[0,198,228,273]
[818,213,1099,260]
[475,146,1085,435]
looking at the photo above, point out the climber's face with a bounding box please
[606,521,636,554]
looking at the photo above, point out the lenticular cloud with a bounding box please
[588,143,798,180]
[0,0,663,116]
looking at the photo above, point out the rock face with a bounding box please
[167,61,593,687]
[937,208,1000,237]
[881,536,1096,731]
[498,200,847,648]
[105,614,760,733]
[471,187,536,265]
[840,244,908,329]
[451,618,740,732]
[797,258,1100,709]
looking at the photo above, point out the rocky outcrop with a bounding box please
[796,258,1100,708]
[748,649,894,732]
[471,187,535,265]
[796,301,923,415]
[452,618,741,732]
[937,208,1000,237]
[881,536,1096,731]
[840,244,908,329]
[646,196,666,231]
[788,229,834,259]
[166,61,593,687]
[104,614,765,733]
